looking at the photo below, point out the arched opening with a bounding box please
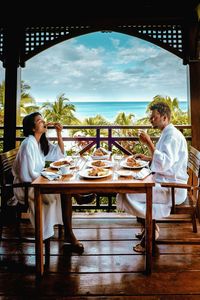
[21,31,189,123]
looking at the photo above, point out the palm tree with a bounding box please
[41,93,80,124]
[19,81,39,119]
[80,114,109,137]
[146,95,188,123]
[0,81,5,127]
[113,112,136,154]
[0,81,5,108]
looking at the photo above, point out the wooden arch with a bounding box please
[0,6,200,151]
[0,24,189,66]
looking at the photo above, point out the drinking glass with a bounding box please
[138,129,148,154]
[113,153,123,179]
[71,146,81,177]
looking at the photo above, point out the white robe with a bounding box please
[12,135,65,240]
[117,124,189,219]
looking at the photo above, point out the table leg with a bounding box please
[35,187,44,277]
[145,186,152,274]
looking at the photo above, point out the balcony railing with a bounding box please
[0,124,192,211]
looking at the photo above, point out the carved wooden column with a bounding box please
[189,61,200,151]
[3,27,21,151]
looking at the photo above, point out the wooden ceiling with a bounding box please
[1,1,199,26]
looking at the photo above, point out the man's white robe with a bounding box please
[12,135,65,240]
[117,124,188,219]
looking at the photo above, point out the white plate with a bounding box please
[87,160,113,168]
[116,170,132,177]
[57,170,73,176]
[79,169,112,179]
[120,159,149,169]
[50,159,75,169]
[91,154,110,160]
[91,148,111,160]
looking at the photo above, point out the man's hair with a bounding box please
[149,102,171,120]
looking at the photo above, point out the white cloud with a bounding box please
[10,32,187,103]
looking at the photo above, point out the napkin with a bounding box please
[132,168,152,179]
[41,171,61,181]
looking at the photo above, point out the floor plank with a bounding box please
[1,213,200,298]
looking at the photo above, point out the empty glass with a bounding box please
[113,154,123,179]
[71,146,81,178]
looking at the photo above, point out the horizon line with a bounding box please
[36,99,187,103]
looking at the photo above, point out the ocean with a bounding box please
[69,101,188,122]
[38,101,188,122]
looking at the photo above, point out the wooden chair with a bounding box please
[0,148,50,265]
[160,146,200,233]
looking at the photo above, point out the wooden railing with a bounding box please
[11,124,192,155]
[0,124,192,211]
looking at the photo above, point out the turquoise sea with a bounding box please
[69,101,188,122]
[38,101,188,122]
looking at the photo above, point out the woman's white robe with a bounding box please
[12,135,65,240]
[117,124,188,219]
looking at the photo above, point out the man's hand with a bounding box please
[139,130,151,145]
[134,153,151,161]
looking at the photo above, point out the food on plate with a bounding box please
[91,160,106,167]
[93,148,107,156]
[126,156,141,168]
[88,167,109,177]
[52,160,71,167]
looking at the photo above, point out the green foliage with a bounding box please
[146,95,189,124]
[0,79,190,155]
[41,93,80,124]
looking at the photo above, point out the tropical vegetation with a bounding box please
[0,81,190,154]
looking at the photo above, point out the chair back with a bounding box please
[187,146,200,186]
[0,148,19,206]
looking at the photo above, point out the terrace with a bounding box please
[0,4,200,298]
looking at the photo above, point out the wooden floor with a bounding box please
[1,212,200,299]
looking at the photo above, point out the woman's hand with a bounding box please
[47,122,63,134]
[54,123,63,134]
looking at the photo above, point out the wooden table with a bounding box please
[32,167,155,277]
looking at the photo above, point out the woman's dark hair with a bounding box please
[149,101,171,120]
[23,112,49,155]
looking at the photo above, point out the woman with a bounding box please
[12,112,83,252]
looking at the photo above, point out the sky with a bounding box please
[0,32,188,103]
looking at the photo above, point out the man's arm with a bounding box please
[139,131,155,156]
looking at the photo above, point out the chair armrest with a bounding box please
[160,182,192,214]
[160,182,191,190]
[5,182,32,188]
[2,182,32,210]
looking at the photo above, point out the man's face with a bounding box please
[149,109,166,129]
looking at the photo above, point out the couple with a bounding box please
[12,112,95,253]
[117,101,188,253]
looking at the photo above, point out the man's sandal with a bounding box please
[63,242,84,254]
[135,228,145,239]
[133,243,145,253]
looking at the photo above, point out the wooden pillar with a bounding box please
[189,61,200,151]
[3,28,21,152]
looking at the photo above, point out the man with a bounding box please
[116,102,188,252]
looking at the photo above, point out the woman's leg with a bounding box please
[135,217,145,239]
[60,194,80,245]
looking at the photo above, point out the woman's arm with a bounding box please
[49,122,65,154]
